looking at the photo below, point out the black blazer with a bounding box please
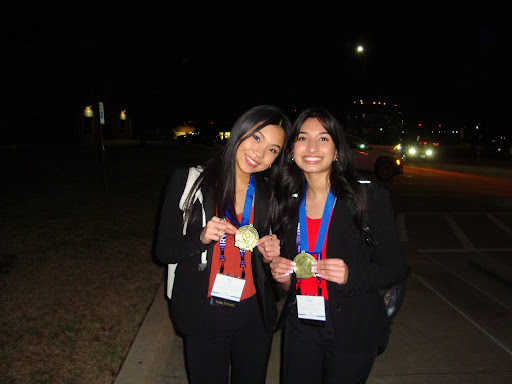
[280,182,409,353]
[156,167,278,336]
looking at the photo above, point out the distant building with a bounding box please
[173,125,196,140]
[345,99,403,144]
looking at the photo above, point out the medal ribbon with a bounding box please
[220,174,255,278]
[297,185,336,295]
[224,174,255,227]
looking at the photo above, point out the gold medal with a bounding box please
[293,251,316,279]
[235,224,259,252]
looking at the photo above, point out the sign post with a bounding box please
[98,101,107,192]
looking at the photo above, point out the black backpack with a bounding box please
[349,189,409,355]
[360,215,408,355]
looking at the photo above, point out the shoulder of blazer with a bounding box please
[169,167,190,192]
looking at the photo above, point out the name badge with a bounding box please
[296,295,326,321]
[211,273,246,302]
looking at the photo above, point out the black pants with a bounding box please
[282,305,377,384]
[184,295,272,384]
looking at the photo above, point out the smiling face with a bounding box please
[292,117,337,178]
[235,124,285,178]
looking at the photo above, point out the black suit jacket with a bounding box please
[280,182,409,352]
[156,167,278,336]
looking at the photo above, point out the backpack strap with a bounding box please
[167,166,207,300]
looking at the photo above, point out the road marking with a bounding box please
[444,215,474,249]
[398,212,512,215]
[422,252,512,313]
[418,248,512,253]
[412,272,512,358]
[396,213,407,242]
[488,214,512,237]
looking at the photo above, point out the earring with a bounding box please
[268,164,272,169]
[291,155,295,162]
[333,155,339,162]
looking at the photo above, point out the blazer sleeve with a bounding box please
[343,184,410,293]
[155,167,209,265]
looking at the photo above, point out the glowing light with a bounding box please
[84,106,94,118]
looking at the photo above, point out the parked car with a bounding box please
[345,133,404,181]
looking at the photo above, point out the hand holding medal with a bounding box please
[312,258,349,284]
[257,230,281,263]
[200,216,239,245]
[270,256,295,284]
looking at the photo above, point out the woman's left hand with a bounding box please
[312,258,349,285]
[256,235,281,263]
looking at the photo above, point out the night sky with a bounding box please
[2,2,507,142]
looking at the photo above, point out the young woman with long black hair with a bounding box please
[269,108,409,384]
[156,105,290,384]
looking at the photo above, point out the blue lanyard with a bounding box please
[219,174,255,278]
[298,186,336,259]
[224,174,255,227]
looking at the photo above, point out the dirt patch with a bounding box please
[0,141,220,384]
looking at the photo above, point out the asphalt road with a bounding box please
[115,150,512,384]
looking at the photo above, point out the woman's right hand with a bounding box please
[200,216,239,245]
[270,256,295,284]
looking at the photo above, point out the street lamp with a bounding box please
[356,45,365,81]
[84,105,94,118]
[356,44,366,96]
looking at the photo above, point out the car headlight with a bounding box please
[408,147,417,156]
[425,149,434,156]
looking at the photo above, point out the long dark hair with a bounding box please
[184,105,291,226]
[269,107,367,235]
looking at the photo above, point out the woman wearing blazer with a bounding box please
[156,105,291,384]
[269,108,409,384]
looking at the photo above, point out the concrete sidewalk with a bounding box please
[114,248,512,384]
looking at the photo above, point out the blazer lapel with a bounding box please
[326,199,344,257]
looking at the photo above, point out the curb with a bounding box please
[114,280,175,384]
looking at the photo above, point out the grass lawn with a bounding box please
[0,141,220,384]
